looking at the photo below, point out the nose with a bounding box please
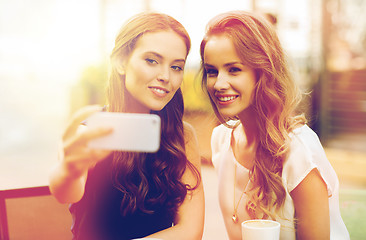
[157,65,170,83]
[214,72,230,91]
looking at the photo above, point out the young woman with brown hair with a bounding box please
[50,12,204,240]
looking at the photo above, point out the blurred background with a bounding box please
[1,0,365,239]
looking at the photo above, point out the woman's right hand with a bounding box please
[61,105,113,179]
[50,105,114,203]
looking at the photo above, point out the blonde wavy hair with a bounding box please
[200,11,306,219]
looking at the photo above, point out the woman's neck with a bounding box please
[125,104,150,114]
[124,93,150,114]
[236,107,259,146]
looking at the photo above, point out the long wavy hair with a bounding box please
[106,12,200,216]
[200,11,306,219]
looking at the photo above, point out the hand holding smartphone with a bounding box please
[87,112,161,152]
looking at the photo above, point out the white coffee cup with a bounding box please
[241,219,280,240]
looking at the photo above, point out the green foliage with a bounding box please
[79,64,108,105]
[69,64,108,114]
[182,68,212,113]
[339,188,366,240]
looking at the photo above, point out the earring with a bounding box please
[117,66,125,75]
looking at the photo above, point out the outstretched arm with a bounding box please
[49,105,112,203]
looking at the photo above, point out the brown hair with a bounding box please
[106,12,199,216]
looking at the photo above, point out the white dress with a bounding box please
[211,123,350,240]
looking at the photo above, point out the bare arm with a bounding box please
[290,168,330,240]
[147,122,205,240]
[49,105,112,203]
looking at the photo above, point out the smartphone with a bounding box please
[87,112,161,152]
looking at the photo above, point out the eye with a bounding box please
[145,58,158,65]
[206,68,218,77]
[229,67,241,73]
[171,65,183,71]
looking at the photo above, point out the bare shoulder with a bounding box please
[183,121,197,141]
[183,121,200,166]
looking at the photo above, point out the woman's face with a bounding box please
[122,30,187,113]
[203,34,257,118]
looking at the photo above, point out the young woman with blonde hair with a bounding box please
[49,12,204,240]
[200,11,349,240]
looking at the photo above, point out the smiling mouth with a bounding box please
[149,87,170,96]
[151,87,168,93]
[217,95,238,102]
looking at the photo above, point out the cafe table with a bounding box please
[0,155,57,240]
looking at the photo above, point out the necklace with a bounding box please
[232,163,246,223]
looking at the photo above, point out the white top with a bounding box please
[211,123,350,240]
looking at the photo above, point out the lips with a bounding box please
[149,86,170,97]
[215,94,238,105]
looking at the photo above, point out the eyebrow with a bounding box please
[204,62,243,68]
[224,62,242,67]
[145,51,186,64]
